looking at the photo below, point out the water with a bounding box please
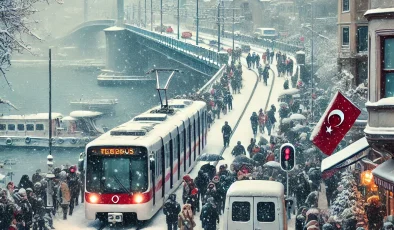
[0,63,200,185]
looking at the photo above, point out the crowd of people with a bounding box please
[0,165,82,230]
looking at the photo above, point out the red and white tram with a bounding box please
[84,99,207,222]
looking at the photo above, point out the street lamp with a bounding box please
[217,3,221,52]
[177,0,180,40]
[196,0,199,45]
[150,0,153,31]
[160,0,163,34]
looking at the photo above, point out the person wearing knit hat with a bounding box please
[212,176,220,184]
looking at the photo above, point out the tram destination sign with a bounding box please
[88,146,146,156]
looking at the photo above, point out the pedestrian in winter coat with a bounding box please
[57,171,71,220]
[258,109,265,133]
[178,204,196,230]
[18,175,34,190]
[202,183,218,207]
[247,138,256,154]
[164,194,181,230]
[305,191,319,208]
[365,199,385,230]
[342,218,357,230]
[256,54,260,67]
[296,214,306,230]
[226,92,233,111]
[195,170,209,203]
[17,188,33,230]
[182,175,196,204]
[221,121,232,147]
[186,188,199,214]
[200,197,219,230]
[218,164,230,178]
[68,165,80,216]
[232,141,246,156]
[246,53,252,69]
[6,182,15,203]
[251,52,257,68]
[32,169,43,184]
[382,222,394,230]
[250,112,259,137]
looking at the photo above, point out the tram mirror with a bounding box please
[78,152,84,172]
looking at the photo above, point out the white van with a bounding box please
[222,180,287,230]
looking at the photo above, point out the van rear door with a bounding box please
[253,197,281,230]
[228,197,253,230]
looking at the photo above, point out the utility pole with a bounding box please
[138,0,141,26]
[177,0,180,40]
[144,0,147,27]
[311,2,314,122]
[217,3,221,52]
[160,0,163,34]
[222,0,225,36]
[232,8,235,52]
[196,0,199,45]
[150,0,153,31]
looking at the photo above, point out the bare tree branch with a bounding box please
[0,0,62,90]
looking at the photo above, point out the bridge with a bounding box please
[54,0,303,79]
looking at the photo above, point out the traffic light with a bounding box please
[280,143,296,171]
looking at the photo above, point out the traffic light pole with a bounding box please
[286,172,289,196]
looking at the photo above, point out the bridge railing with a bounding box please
[197,64,226,94]
[198,27,304,54]
[125,25,221,67]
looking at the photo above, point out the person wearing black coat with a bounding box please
[231,141,246,156]
[250,112,259,137]
[195,170,209,203]
[200,197,219,230]
[19,175,34,190]
[246,53,252,69]
[266,109,276,136]
[221,121,232,147]
[163,194,181,230]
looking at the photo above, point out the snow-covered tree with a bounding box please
[0,0,62,88]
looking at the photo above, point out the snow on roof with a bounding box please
[372,158,394,185]
[321,137,369,172]
[104,26,125,32]
[69,111,102,118]
[366,98,394,107]
[0,113,63,120]
[365,8,394,17]
[296,51,305,55]
[226,180,284,197]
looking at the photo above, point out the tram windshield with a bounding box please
[86,146,148,193]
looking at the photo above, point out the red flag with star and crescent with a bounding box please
[310,91,361,156]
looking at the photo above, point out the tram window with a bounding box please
[165,143,170,168]
[8,124,15,131]
[174,136,178,160]
[0,124,5,130]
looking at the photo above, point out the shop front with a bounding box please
[372,159,394,218]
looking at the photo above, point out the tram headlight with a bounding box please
[88,193,99,204]
[133,194,144,204]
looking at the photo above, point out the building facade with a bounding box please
[365,0,394,219]
[337,0,370,86]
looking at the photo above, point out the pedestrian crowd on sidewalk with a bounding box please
[0,165,83,230]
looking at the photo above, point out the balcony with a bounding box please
[365,98,394,156]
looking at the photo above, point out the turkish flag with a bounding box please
[310,91,361,156]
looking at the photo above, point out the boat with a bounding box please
[97,69,155,85]
[0,111,104,148]
[70,99,118,114]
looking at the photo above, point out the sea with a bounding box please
[0,59,201,185]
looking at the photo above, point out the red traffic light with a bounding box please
[285,148,291,160]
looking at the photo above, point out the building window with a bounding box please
[357,60,368,85]
[357,26,368,52]
[382,37,394,98]
[342,0,349,12]
[342,27,350,47]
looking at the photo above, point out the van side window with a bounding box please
[257,202,275,222]
[0,124,5,130]
[232,202,250,221]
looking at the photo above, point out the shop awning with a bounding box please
[321,137,370,173]
[372,159,394,193]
